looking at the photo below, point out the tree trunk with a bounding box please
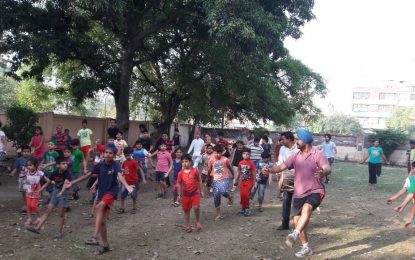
[114,50,134,141]
[152,93,181,145]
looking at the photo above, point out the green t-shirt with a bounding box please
[368,147,383,164]
[42,150,59,176]
[407,176,415,194]
[72,149,84,173]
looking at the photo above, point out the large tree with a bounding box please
[1,0,324,139]
[310,114,363,135]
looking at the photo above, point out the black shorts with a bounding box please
[291,193,324,216]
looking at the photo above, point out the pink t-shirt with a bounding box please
[209,156,231,181]
[25,169,44,199]
[284,148,328,199]
[156,151,172,173]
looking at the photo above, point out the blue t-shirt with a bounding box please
[93,161,121,200]
[133,148,148,166]
[368,147,384,164]
[261,143,272,154]
[320,141,336,158]
[14,157,28,178]
[173,159,182,181]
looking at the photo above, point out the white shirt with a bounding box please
[188,138,205,156]
[278,143,299,165]
[320,141,336,158]
[0,130,5,152]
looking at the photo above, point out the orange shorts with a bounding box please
[99,193,115,214]
[81,145,92,158]
[182,193,200,211]
[26,197,40,214]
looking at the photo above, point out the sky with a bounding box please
[285,0,415,115]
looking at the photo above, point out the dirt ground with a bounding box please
[0,161,414,260]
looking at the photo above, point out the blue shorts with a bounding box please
[156,171,167,182]
[49,188,68,208]
[121,184,138,200]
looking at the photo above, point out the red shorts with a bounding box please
[81,145,92,158]
[182,193,200,211]
[26,197,40,214]
[99,193,115,214]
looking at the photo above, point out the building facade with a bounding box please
[351,81,415,129]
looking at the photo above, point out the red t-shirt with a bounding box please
[177,168,200,194]
[122,159,140,185]
[238,159,256,183]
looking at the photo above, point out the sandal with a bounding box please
[215,215,224,221]
[185,225,192,233]
[195,222,202,231]
[85,236,99,246]
[93,246,110,256]
[27,226,40,234]
[116,208,125,214]
[131,208,137,214]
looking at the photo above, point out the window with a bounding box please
[353,92,370,99]
[379,92,396,100]
[352,104,369,112]
[377,105,393,113]
[411,94,415,101]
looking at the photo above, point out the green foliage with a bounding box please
[16,78,56,112]
[0,58,18,111]
[367,129,408,160]
[2,104,38,148]
[253,127,268,139]
[310,114,363,135]
[386,106,415,138]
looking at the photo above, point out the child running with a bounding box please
[39,141,59,203]
[27,157,71,239]
[201,144,214,197]
[87,144,106,217]
[177,154,204,233]
[9,145,31,212]
[133,140,153,181]
[233,148,256,217]
[150,143,173,199]
[172,148,183,206]
[250,152,273,212]
[118,147,146,214]
[70,138,87,200]
[67,144,134,255]
[23,158,50,226]
[208,145,234,220]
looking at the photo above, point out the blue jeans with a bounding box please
[250,183,267,205]
[70,172,80,192]
[121,184,138,200]
[212,179,230,207]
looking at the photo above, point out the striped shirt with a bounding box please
[249,145,264,161]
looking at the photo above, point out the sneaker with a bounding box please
[277,224,289,230]
[286,231,299,248]
[53,232,62,239]
[243,209,251,217]
[238,209,246,215]
[230,185,236,192]
[257,207,264,212]
[294,246,313,258]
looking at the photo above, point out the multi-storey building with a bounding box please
[351,81,415,129]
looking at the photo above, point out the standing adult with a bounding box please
[29,126,46,160]
[406,140,415,174]
[138,130,153,152]
[318,133,337,184]
[266,129,330,258]
[261,130,273,146]
[0,121,7,170]
[276,131,299,230]
[138,124,147,139]
[107,119,119,141]
[52,125,67,157]
[172,128,181,149]
[77,119,93,162]
[360,140,389,191]
[187,131,204,168]
[274,137,283,163]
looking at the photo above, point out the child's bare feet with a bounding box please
[195,222,202,231]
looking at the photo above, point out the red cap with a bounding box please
[97,144,106,152]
